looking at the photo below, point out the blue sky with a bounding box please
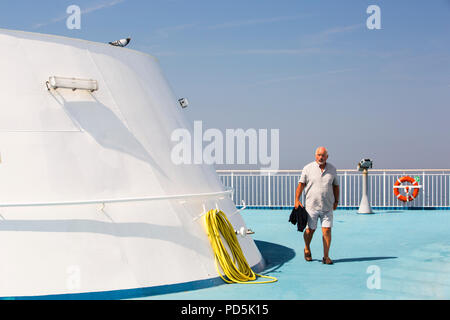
[1,0,449,169]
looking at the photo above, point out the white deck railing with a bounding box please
[217,169,450,209]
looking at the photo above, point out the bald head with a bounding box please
[315,146,328,166]
[315,147,328,156]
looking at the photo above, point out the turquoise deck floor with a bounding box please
[141,209,450,300]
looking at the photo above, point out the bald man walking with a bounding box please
[295,147,339,265]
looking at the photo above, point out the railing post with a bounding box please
[423,171,426,208]
[344,171,347,208]
[231,172,234,201]
[383,171,386,208]
[268,172,271,207]
[445,171,448,207]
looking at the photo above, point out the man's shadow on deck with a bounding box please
[308,256,398,263]
[332,256,397,263]
[254,240,397,269]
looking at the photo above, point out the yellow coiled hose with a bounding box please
[203,209,277,284]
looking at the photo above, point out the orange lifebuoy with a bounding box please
[393,176,420,202]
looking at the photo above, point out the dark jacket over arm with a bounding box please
[289,206,308,232]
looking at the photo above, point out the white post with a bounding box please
[358,168,374,214]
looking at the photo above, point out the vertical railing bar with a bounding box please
[383,172,386,208]
[353,175,356,207]
[371,174,374,207]
[289,175,292,207]
[261,173,263,207]
[252,174,255,206]
[357,174,360,208]
[240,175,243,206]
[423,171,426,208]
[244,175,247,207]
[247,174,250,206]
[268,172,271,207]
[262,174,265,207]
[285,175,288,207]
[284,175,287,207]
[256,174,262,206]
[231,172,234,202]
[281,175,283,207]
[248,175,250,206]
[430,173,433,208]
[344,171,347,207]
[278,175,281,207]
[277,176,284,207]
[446,173,448,207]
[274,174,277,207]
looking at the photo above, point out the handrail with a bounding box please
[216,169,450,208]
[0,189,233,208]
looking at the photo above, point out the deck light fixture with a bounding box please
[46,76,98,92]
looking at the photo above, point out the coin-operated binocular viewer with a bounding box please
[358,159,374,214]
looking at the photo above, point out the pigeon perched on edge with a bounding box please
[108,38,131,47]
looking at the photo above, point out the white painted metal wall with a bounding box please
[0,29,263,298]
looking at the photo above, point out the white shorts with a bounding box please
[306,209,333,230]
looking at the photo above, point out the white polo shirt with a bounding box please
[299,161,339,213]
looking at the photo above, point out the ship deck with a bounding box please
[142,208,450,300]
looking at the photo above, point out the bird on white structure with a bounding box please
[108,37,131,47]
